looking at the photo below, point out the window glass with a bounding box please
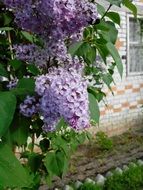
[128,16,143,74]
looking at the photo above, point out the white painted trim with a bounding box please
[127,14,143,76]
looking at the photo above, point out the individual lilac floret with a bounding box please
[7,78,18,89]
[20,96,39,117]
[36,67,90,131]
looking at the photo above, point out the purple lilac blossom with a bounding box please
[4,0,97,68]
[64,55,84,74]
[14,40,68,67]
[2,0,97,131]
[3,0,97,39]
[35,66,90,131]
[14,44,49,67]
[20,95,39,117]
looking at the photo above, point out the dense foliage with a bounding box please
[0,0,137,188]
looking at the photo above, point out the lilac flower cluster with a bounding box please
[19,56,90,131]
[4,0,97,67]
[4,0,97,39]
[3,0,97,131]
[14,41,84,70]
[35,66,90,131]
[20,95,39,117]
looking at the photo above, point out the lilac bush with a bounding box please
[0,0,137,188]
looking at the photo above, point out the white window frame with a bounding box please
[127,14,143,76]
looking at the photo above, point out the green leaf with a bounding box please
[0,27,13,31]
[11,116,30,146]
[88,87,106,102]
[122,0,137,17]
[77,42,91,57]
[0,143,32,188]
[28,153,43,173]
[0,64,8,78]
[56,151,68,176]
[68,41,83,56]
[0,92,16,137]
[17,78,35,94]
[70,42,96,64]
[106,0,122,7]
[86,46,96,64]
[44,151,67,177]
[77,133,86,144]
[106,12,120,25]
[88,92,100,123]
[11,88,32,96]
[95,41,109,63]
[9,59,22,70]
[100,21,118,44]
[44,152,59,176]
[3,13,13,26]
[106,42,123,77]
[52,135,69,156]
[102,73,114,89]
[97,4,105,17]
[21,31,34,43]
[94,20,110,31]
[27,64,40,75]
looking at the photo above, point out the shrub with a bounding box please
[96,132,113,151]
[0,0,137,188]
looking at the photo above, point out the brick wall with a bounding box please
[90,0,143,136]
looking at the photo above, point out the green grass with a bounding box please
[76,164,143,190]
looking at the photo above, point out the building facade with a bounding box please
[92,0,143,136]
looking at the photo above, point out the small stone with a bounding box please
[123,165,129,171]
[74,181,83,189]
[137,160,143,166]
[96,174,105,186]
[85,178,95,184]
[105,171,113,177]
[115,167,123,174]
[64,185,74,190]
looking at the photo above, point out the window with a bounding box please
[127,15,143,75]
